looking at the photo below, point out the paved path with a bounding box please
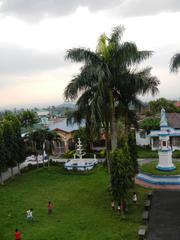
[147,190,180,240]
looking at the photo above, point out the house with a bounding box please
[135,129,150,146]
[175,101,180,108]
[48,118,85,155]
[150,112,180,151]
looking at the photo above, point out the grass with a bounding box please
[137,147,180,159]
[137,146,158,158]
[140,161,180,175]
[0,165,148,240]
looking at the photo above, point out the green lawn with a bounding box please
[137,146,180,159]
[140,161,180,175]
[0,165,148,240]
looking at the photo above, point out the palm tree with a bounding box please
[45,131,61,167]
[65,26,153,151]
[115,67,159,132]
[170,53,180,73]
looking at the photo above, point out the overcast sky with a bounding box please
[0,0,180,109]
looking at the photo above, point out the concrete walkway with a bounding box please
[147,190,180,240]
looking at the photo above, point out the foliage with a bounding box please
[64,25,159,153]
[74,127,92,152]
[140,118,160,133]
[148,98,180,115]
[2,120,17,169]
[173,150,180,158]
[18,109,38,129]
[110,145,134,202]
[0,128,6,178]
[170,53,180,73]
[0,165,149,240]
[136,146,158,158]
[128,131,138,174]
[63,149,76,158]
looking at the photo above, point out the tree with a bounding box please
[0,127,6,184]
[148,98,179,114]
[110,144,133,215]
[45,131,61,167]
[170,53,180,73]
[18,110,38,129]
[4,113,25,173]
[65,26,153,151]
[128,131,138,175]
[140,118,160,133]
[2,120,17,178]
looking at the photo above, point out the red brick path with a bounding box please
[135,177,180,189]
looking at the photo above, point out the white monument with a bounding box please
[64,138,97,171]
[156,108,176,171]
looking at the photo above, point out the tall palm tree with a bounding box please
[115,67,159,131]
[65,26,152,151]
[170,53,180,73]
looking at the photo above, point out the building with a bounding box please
[150,112,180,151]
[48,118,85,155]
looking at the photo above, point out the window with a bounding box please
[162,141,166,147]
[140,130,146,139]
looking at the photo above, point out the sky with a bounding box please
[0,0,180,109]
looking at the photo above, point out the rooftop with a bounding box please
[48,118,85,133]
[167,113,180,129]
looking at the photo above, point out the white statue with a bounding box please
[160,108,168,127]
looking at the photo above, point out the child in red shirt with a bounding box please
[15,229,21,240]
[48,201,53,215]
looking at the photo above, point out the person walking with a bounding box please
[15,229,21,240]
[48,201,53,215]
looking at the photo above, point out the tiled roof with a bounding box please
[175,101,180,107]
[48,118,85,132]
[167,113,180,129]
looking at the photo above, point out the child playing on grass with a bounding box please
[48,201,53,215]
[15,229,21,240]
[26,208,33,221]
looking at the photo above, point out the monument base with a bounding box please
[156,165,176,171]
[157,150,176,171]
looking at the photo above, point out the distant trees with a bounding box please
[140,118,160,133]
[147,98,180,115]
[18,110,38,129]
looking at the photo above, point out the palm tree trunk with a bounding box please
[110,108,117,151]
[120,200,124,216]
[10,167,14,178]
[36,155,39,168]
[109,90,117,151]
[0,171,4,185]
[47,155,50,168]
[17,163,21,175]
[124,109,129,134]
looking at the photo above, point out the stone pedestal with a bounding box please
[157,150,176,171]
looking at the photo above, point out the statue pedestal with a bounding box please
[157,150,176,171]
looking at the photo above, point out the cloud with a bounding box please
[111,0,180,18]
[0,43,65,75]
[0,0,121,21]
[0,0,180,21]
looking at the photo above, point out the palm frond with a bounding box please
[170,53,180,73]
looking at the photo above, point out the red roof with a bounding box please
[175,101,180,107]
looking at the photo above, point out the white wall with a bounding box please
[136,130,150,146]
